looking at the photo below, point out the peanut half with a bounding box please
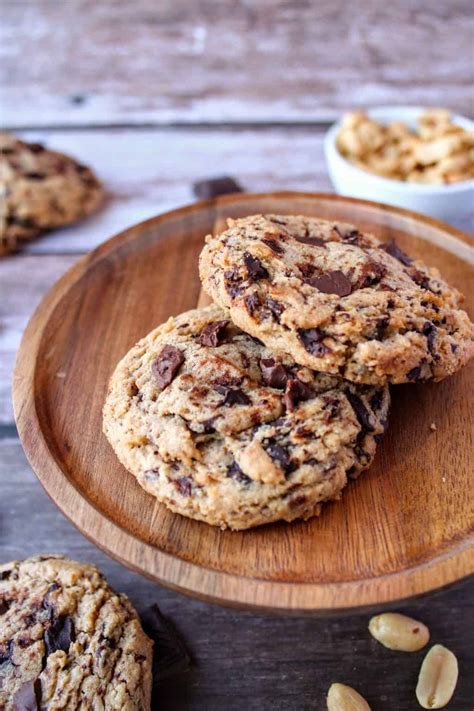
[368,612,429,652]
[327,683,371,711]
[416,645,459,709]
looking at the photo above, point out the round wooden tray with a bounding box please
[13,192,474,613]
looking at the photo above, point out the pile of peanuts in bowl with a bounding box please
[336,108,473,185]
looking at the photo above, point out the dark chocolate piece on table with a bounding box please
[142,604,192,682]
[193,176,243,200]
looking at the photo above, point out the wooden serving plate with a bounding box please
[13,193,474,613]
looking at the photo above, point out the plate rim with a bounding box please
[12,191,474,613]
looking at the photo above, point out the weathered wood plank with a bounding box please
[1,125,472,422]
[0,436,473,710]
[15,126,333,253]
[1,0,473,127]
[0,254,78,423]
[6,127,474,258]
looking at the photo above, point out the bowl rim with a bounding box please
[324,106,474,194]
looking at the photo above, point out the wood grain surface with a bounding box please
[0,433,470,711]
[2,2,474,703]
[1,0,473,128]
[13,193,474,614]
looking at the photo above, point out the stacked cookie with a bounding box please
[103,215,474,530]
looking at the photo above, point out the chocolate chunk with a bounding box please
[451,343,458,353]
[261,238,284,254]
[44,615,74,656]
[259,358,288,389]
[266,298,285,321]
[12,678,42,711]
[239,352,250,368]
[264,440,293,474]
[375,316,389,340]
[0,570,12,580]
[345,391,373,431]
[193,176,243,200]
[283,379,313,412]
[24,172,45,180]
[333,226,363,244]
[227,461,252,485]
[199,320,229,347]
[410,269,430,290]
[244,293,260,315]
[141,604,191,682]
[422,322,437,356]
[354,444,370,463]
[6,216,36,229]
[407,366,422,381]
[323,397,340,423]
[369,390,384,413]
[152,345,184,389]
[202,417,218,434]
[294,235,326,246]
[382,239,413,266]
[17,637,33,649]
[0,640,13,666]
[0,599,10,615]
[175,477,192,496]
[289,495,307,508]
[298,261,316,278]
[298,329,331,356]
[243,252,269,281]
[28,143,45,153]
[214,375,243,388]
[215,385,251,406]
[24,612,38,627]
[224,268,244,298]
[306,270,352,296]
[294,425,311,438]
[358,260,387,288]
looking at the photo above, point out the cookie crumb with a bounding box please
[430,422,437,431]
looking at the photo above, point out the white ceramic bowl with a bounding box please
[324,106,474,223]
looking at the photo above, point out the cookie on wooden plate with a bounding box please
[0,555,152,710]
[103,305,390,530]
[199,214,474,384]
[0,132,103,255]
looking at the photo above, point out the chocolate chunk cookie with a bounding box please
[0,556,152,710]
[103,305,390,530]
[199,214,474,384]
[0,133,103,255]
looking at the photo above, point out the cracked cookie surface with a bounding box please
[0,555,152,710]
[0,133,103,255]
[103,305,390,530]
[199,214,474,384]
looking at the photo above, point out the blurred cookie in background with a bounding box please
[0,133,103,256]
[0,555,153,710]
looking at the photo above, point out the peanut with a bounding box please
[416,644,459,709]
[327,683,371,711]
[368,612,429,652]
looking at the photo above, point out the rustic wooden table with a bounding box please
[1,2,473,709]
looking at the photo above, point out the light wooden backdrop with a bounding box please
[0,2,473,709]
